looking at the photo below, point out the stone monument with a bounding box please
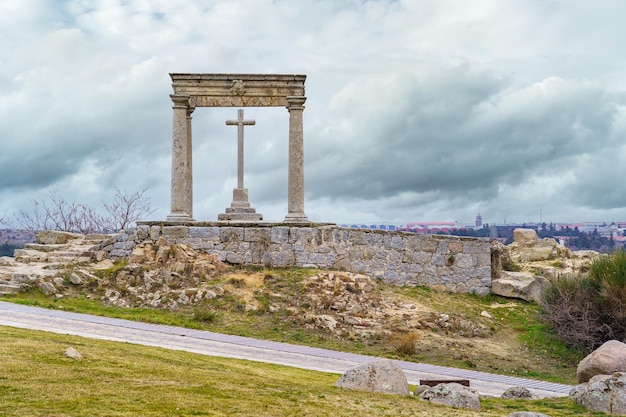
[218,109,262,221]
[165,73,309,223]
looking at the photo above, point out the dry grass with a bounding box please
[0,326,592,417]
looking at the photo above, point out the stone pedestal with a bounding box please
[218,188,263,221]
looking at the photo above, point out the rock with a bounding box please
[419,382,481,410]
[508,412,551,417]
[64,347,82,359]
[570,372,626,415]
[572,250,601,260]
[490,239,506,279]
[507,230,572,263]
[334,360,409,395]
[69,273,83,285]
[501,386,535,399]
[577,340,626,383]
[0,256,17,266]
[480,310,493,319]
[92,259,115,269]
[37,230,83,245]
[39,281,57,295]
[225,252,244,264]
[513,228,539,244]
[490,271,548,303]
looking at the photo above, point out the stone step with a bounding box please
[23,243,70,252]
[43,257,93,268]
[0,283,21,295]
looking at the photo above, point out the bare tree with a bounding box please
[101,187,156,232]
[14,188,155,234]
[15,190,105,234]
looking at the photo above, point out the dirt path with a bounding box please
[0,301,572,398]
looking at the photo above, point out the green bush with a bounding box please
[541,251,626,354]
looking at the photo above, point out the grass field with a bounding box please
[0,326,595,417]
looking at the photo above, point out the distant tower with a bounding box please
[475,212,483,228]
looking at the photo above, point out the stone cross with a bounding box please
[226,109,255,189]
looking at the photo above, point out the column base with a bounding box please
[218,188,263,221]
[166,212,195,222]
[283,212,309,223]
[218,211,263,221]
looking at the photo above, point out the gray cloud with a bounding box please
[2,0,626,225]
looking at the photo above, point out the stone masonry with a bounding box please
[101,223,492,295]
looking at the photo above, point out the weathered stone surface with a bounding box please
[37,230,83,245]
[419,382,481,410]
[508,235,571,263]
[578,340,626,383]
[64,347,82,360]
[39,281,57,294]
[491,271,548,303]
[334,360,409,395]
[570,372,626,415]
[508,412,551,417]
[69,273,83,285]
[513,228,539,244]
[501,386,535,399]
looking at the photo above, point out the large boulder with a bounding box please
[513,228,539,244]
[578,340,626,383]
[570,372,626,415]
[507,229,571,263]
[419,382,480,410]
[491,271,548,303]
[334,360,409,395]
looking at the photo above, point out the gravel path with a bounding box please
[0,301,572,398]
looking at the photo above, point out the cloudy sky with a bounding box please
[1,0,626,227]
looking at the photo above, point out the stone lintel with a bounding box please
[170,73,306,107]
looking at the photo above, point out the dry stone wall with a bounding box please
[102,223,491,295]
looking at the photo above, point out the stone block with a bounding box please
[271,227,289,244]
[418,237,439,253]
[364,232,383,246]
[245,228,271,242]
[225,252,244,264]
[462,240,490,254]
[162,226,189,239]
[220,227,244,243]
[290,227,315,244]
[189,226,220,239]
[391,235,406,250]
[135,225,149,241]
[149,226,161,241]
[347,230,366,245]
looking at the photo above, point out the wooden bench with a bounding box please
[419,379,470,387]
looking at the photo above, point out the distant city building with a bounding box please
[475,212,482,228]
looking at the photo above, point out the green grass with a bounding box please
[0,326,601,417]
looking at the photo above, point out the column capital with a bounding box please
[286,96,306,111]
[170,94,191,108]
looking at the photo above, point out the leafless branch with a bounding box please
[102,187,156,232]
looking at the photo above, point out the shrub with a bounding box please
[388,331,420,356]
[193,306,218,323]
[541,251,626,354]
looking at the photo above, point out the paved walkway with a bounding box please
[0,301,573,398]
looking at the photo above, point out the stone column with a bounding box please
[284,96,309,223]
[185,104,195,218]
[167,94,194,221]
